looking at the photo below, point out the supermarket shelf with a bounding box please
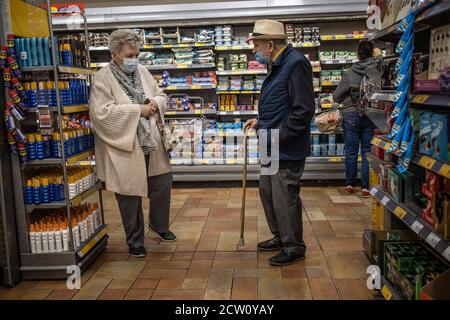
[414,1,450,32]
[380,275,402,300]
[217,90,260,95]
[77,225,108,258]
[165,109,216,116]
[26,104,89,114]
[366,107,390,134]
[370,91,395,102]
[25,182,102,213]
[216,69,267,76]
[215,45,252,51]
[320,33,370,41]
[163,84,216,90]
[147,63,215,70]
[371,136,401,156]
[370,185,450,263]
[142,42,215,49]
[291,42,321,48]
[89,46,109,51]
[22,149,95,167]
[412,153,450,179]
[321,59,358,65]
[217,111,258,116]
[366,152,394,176]
[410,94,450,109]
[321,81,340,87]
[369,22,401,42]
[22,65,94,75]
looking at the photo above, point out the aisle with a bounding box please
[0,186,374,300]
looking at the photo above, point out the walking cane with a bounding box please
[239,129,249,247]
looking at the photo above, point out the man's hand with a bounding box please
[244,118,258,132]
[373,47,382,57]
[140,100,159,118]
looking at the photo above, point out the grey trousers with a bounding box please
[115,155,173,249]
[259,160,306,255]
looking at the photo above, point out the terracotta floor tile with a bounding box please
[305,207,327,221]
[215,252,257,260]
[329,195,363,204]
[182,279,208,290]
[107,278,136,290]
[171,251,194,260]
[204,288,231,300]
[328,221,368,238]
[191,217,208,222]
[179,208,211,217]
[145,260,191,270]
[258,278,312,300]
[305,267,332,279]
[94,261,146,279]
[146,242,177,253]
[132,279,159,290]
[207,268,233,290]
[320,237,363,251]
[33,280,67,290]
[97,289,128,300]
[231,278,258,300]
[193,252,216,260]
[309,279,340,300]
[20,289,52,300]
[147,252,173,261]
[336,279,371,300]
[151,289,205,300]
[197,232,220,252]
[186,260,214,279]
[72,278,111,300]
[212,259,257,269]
[209,208,241,220]
[324,251,370,279]
[310,221,336,238]
[157,278,184,289]
[176,244,199,252]
[124,289,153,300]
[234,268,281,278]
[305,251,327,268]
[281,268,307,278]
[139,269,187,279]
[45,289,78,300]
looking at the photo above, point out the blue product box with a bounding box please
[430,113,449,161]
[419,112,433,156]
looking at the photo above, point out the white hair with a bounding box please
[108,29,142,53]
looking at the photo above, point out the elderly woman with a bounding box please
[89,29,176,258]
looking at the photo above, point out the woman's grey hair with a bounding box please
[108,29,142,53]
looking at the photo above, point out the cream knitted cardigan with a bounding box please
[89,64,171,197]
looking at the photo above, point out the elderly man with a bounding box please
[244,20,315,266]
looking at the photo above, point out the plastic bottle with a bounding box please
[35,134,46,160]
[55,223,63,253]
[35,224,42,254]
[41,177,50,204]
[42,37,51,66]
[51,132,62,158]
[36,81,48,106]
[43,135,51,158]
[31,37,38,66]
[17,143,28,163]
[72,219,81,249]
[24,179,33,204]
[41,224,49,253]
[68,174,77,199]
[47,81,57,107]
[63,131,70,157]
[93,202,101,227]
[29,224,37,254]
[26,134,36,161]
[24,38,32,67]
[37,37,45,66]
[48,223,56,253]
[56,176,65,201]
[62,43,73,66]
[62,222,69,252]
[88,209,95,236]
[32,178,41,205]
[26,82,38,108]
[78,217,86,243]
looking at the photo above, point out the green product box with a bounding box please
[388,167,403,202]
[404,171,416,202]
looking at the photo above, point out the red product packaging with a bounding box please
[371,144,384,159]
[421,199,434,226]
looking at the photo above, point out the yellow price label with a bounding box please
[438,163,450,179]
[335,35,347,40]
[216,46,226,50]
[394,207,407,219]
[177,65,188,69]
[179,44,189,47]
[412,95,429,104]
[303,42,313,47]
[143,44,153,49]
[321,35,332,41]
[200,159,209,164]
[166,86,176,90]
[419,156,437,170]
[194,110,202,114]
[354,34,365,39]
[313,67,321,72]
[329,157,342,162]
[322,81,333,86]
[381,285,393,300]
[163,44,172,48]
[226,159,237,164]
[196,43,206,46]
[165,111,176,115]
[372,137,381,146]
[191,85,202,89]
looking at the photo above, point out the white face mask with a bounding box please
[117,54,139,73]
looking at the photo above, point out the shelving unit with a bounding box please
[2,1,107,280]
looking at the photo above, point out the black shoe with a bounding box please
[257,237,281,251]
[129,246,146,258]
[148,223,177,242]
[269,249,305,266]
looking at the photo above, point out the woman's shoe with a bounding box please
[344,186,355,194]
[148,223,177,242]
[129,246,146,258]
[361,188,371,198]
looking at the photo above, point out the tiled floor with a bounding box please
[0,186,376,300]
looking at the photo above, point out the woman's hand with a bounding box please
[244,118,258,132]
[140,100,159,117]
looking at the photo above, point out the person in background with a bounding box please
[333,40,382,198]
[89,29,176,258]
[244,20,315,266]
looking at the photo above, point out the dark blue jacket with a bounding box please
[258,44,315,161]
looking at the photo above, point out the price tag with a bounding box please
[321,35,332,41]
[425,232,441,248]
[442,247,450,262]
[233,111,240,115]
[393,207,406,219]
[419,156,436,170]
[163,44,172,48]
[177,65,188,69]
[354,34,365,39]
[226,159,237,164]
[411,221,424,234]
[200,159,208,165]
[439,163,450,179]
[197,43,206,47]
[191,85,202,89]
[329,157,342,162]
[167,86,176,90]
[303,42,313,47]
[194,110,202,115]
[165,111,176,115]
[335,35,347,40]
[412,95,429,104]
[371,137,381,146]
[322,81,332,86]
[179,44,189,47]
[380,196,389,206]
[381,285,393,300]
[143,44,152,49]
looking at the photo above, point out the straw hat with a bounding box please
[247,19,287,42]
